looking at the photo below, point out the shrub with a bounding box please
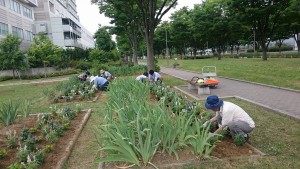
[0,101,20,126]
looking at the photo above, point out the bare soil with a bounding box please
[0,111,87,169]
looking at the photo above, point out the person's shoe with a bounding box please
[244,134,250,142]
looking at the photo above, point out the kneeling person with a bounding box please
[204,95,255,144]
[90,76,109,91]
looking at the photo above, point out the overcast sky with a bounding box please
[76,0,201,35]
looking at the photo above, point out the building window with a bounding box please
[49,2,54,13]
[0,22,9,36]
[9,0,21,14]
[0,0,5,6]
[23,6,32,18]
[24,30,33,41]
[12,26,23,39]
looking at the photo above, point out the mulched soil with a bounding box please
[0,111,87,169]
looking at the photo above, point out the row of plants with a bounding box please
[95,79,225,168]
[0,105,83,169]
[43,76,97,103]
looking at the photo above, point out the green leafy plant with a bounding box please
[45,130,58,143]
[44,144,53,153]
[19,128,30,141]
[0,100,20,126]
[33,149,45,165]
[6,130,18,149]
[233,134,246,146]
[22,100,31,117]
[7,162,23,169]
[28,128,37,134]
[16,146,29,163]
[0,148,7,159]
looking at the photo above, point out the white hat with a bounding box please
[90,76,96,83]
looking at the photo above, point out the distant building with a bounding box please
[0,0,95,50]
[0,0,37,49]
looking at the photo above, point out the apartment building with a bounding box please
[0,0,95,49]
[0,0,37,49]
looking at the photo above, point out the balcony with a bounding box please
[64,39,82,48]
[19,0,38,7]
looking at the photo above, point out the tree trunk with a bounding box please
[145,34,155,71]
[217,47,222,60]
[193,48,197,59]
[293,33,300,53]
[132,40,138,65]
[261,42,268,60]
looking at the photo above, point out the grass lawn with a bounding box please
[155,58,300,90]
[1,76,299,168]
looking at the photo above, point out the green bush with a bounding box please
[73,60,92,70]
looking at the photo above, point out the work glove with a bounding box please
[203,120,210,128]
[208,132,214,137]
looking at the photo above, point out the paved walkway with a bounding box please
[161,67,300,120]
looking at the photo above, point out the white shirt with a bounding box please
[149,72,161,81]
[219,101,255,128]
[136,75,147,81]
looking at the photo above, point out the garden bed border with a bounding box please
[55,108,92,169]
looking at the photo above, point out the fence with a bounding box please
[0,67,69,77]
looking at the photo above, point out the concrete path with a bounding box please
[161,67,300,120]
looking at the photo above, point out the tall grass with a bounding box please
[95,79,215,167]
[0,100,20,126]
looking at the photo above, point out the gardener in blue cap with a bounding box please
[203,95,255,143]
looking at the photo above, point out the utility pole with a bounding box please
[165,23,169,67]
[253,28,256,53]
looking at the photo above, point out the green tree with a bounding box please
[0,34,28,78]
[93,0,141,65]
[169,7,192,58]
[282,0,300,52]
[94,26,116,52]
[28,33,62,68]
[134,0,178,70]
[228,0,291,60]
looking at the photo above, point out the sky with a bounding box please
[76,0,201,35]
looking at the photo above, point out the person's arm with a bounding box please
[213,125,224,134]
[203,116,217,127]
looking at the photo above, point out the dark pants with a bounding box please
[216,114,254,137]
[98,81,109,91]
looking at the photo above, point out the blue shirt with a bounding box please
[103,71,111,78]
[149,72,161,81]
[94,77,108,86]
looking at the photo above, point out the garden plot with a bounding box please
[0,106,91,169]
[43,76,101,103]
[96,79,264,169]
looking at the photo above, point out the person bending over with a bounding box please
[90,76,109,91]
[203,95,255,144]
[148,70,162,82]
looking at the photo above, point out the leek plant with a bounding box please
[96,79,215,167]
[0,100,20,126]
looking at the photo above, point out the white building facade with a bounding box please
[0,0,94,49]
[0,0,37,49]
